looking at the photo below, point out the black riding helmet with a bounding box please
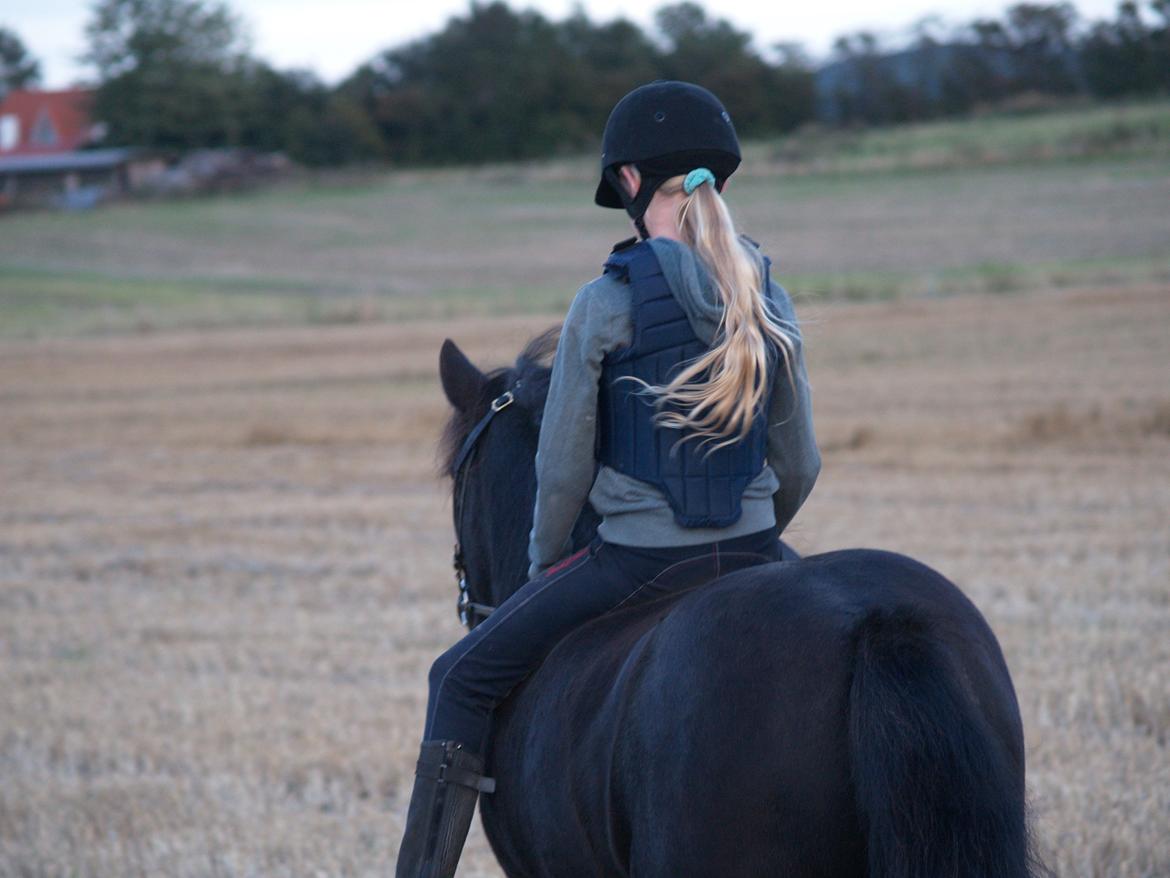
[595,80,741,239]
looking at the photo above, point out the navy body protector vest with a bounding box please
[597,240,774,528]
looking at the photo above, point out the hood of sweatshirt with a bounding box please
[646,236,769,345]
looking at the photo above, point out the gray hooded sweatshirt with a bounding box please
[527,236,821,579]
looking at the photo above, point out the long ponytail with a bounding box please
[639,176,797,450]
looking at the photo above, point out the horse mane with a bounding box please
[437,326,561,478]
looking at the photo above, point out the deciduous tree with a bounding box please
[83,0,252,149]
[0,26,41,93]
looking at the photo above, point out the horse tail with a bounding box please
[847,607,1036,878]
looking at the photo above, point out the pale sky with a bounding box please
[10,0,1124,88]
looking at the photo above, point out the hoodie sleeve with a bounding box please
[527,276,630,579]
[764,281,821,534]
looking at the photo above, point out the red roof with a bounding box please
[0,89,97,156]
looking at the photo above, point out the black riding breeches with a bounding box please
[423,528,782,755]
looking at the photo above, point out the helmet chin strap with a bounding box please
[604,166,665,241]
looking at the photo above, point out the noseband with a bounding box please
[450,386,517,630]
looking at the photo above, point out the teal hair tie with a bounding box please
[683,167,716,195]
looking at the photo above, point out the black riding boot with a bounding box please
[395,740,496,878]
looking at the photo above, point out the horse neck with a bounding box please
[473,410,541,607]
[468,361,599,604]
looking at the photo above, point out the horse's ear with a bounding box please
[440,339,485,411]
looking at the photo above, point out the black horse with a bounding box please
[436,330,1039,878]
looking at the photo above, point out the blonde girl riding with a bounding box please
[396,80,821,878]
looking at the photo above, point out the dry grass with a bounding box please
[1,283,1168,876]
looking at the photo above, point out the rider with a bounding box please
[396,80,821,877]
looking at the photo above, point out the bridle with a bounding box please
[450,385,518,630]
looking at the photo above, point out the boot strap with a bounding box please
[416,760,497,794]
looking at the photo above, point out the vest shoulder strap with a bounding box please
[603,239,659,283]
[609,235,639,256]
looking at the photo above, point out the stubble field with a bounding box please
[1,109,1169,876]
[2,282,1168,876]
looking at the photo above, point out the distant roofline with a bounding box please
[0,148,138,175]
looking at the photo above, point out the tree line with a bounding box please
[1,0,1168,166]
[824,1,1170,124]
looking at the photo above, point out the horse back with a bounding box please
[482,549,1022,878]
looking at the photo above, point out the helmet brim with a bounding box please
[594,176,624,209]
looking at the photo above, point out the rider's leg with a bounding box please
[423,536,644,750]
[424,527,782,748]
[397,537,645,877]
[395,529,778,876]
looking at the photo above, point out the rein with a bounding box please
[450,387,516,630]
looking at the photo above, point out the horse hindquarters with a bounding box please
[482,554,1036,878]
[614,577,868,878]
[848,607,1034,878]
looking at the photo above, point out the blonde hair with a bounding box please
[638,175,797,451]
